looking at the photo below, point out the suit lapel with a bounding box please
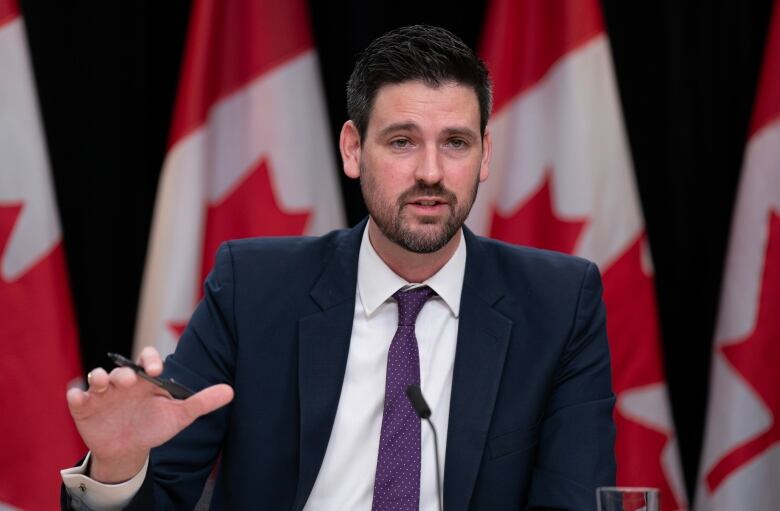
[444,230,512,511]
[292,220,365,511]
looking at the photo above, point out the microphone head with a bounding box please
[406,385,432,419]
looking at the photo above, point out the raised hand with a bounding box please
[66,347,234,483]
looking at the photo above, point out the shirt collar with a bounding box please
[357,220,466,318]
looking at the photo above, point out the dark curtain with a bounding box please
[17,0,775,498]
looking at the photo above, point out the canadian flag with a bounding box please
[133,0,343,358]
[473,0,687,509]
[0,1,85,509]
[695,1,780,509]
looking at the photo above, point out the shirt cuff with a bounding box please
[61,452,148,510]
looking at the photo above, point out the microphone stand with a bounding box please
[406,385,444,511]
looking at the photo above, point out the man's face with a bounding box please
[343,80,491,254]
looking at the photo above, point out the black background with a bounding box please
[17,0,776,500]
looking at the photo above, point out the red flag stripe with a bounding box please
[602,235,666,392]
[480,0,604,114]
[0,0,19,28]
[749,0,780,136]
[168,0,313,147]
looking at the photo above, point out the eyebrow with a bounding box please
[441,126,479,142]
[377,122,420,138]
[376,122,479,142]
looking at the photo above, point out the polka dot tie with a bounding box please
[371,286,435,511]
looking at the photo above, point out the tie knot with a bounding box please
[393,286,435,326]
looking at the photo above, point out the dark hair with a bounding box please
[346,25,492,140]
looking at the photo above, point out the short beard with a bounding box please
[359,163,479,254]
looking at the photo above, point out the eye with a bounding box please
[446,138,468,149]
[390,138,413,149]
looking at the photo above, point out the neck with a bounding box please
[367,219,461,283]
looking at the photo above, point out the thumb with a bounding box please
[182,384,234,422]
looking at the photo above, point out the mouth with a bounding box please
[406,197,448,212]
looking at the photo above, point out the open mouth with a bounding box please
[407,198,448,212]
[412,199,443,206]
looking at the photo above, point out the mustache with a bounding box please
[397,183,457,205]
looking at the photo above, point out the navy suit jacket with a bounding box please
[67,220,615,510]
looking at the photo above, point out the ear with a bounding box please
[340,120,362,179]
[479,128,492,182]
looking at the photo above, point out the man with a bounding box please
[62,25,615,510]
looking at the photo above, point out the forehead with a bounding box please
[367,80,481,134]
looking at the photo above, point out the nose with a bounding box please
[414,145,443,185]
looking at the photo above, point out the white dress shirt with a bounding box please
[305,225,464,510]
[62,223,466,510]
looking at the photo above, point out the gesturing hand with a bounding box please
[66,347,234,483]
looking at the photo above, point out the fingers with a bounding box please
[182,384,234,422]
[137,347,163,376]
[109,367,138,388]
[67,366,127,412]
[66,386,88,409]
[67,367,110,414]
[87,367,110,393]
[79,366,139,399]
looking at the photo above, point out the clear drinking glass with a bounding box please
[596,486,660,511]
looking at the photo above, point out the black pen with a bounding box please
[107,352,195,400]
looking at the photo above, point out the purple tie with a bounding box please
[372,286,435,511]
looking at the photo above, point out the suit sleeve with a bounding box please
[527,261,617,510]
[123,242,239,510]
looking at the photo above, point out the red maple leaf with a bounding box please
[706,210,780,492]
[489,170,587,253]
[200,157,311,286]
[602,234,681,510]
[166,158,312,340]
[0,203,85,510]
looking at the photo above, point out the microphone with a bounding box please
[406,385,443,511]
